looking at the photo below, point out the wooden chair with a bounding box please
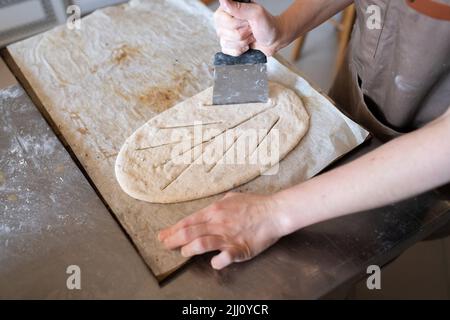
[291,5,356,74]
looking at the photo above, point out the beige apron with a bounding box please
[329,0,450,142]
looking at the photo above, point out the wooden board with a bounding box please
[5,0,369,281]
[5,0,219,280]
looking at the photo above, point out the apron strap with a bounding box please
[406,0,450,21]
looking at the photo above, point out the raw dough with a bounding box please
[115,82,309,203]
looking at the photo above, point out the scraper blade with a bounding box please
[213,49,269,105]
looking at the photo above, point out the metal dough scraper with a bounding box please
[212,1,269,105]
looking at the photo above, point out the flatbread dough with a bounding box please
[115,81,309,203]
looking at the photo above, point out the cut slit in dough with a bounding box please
[115,81,310,203]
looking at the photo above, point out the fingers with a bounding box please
[162,223,225,250]
[217,25,252,42]
[219,0,261,21]
[158,208,209,241]
[180,236,223,257]
[211,247,244,270]
[159,196,228,242]
[214,8,248,31]
[181,236,249,272]
[214,8,254,57]
[220,35,255,57]
[215,0,277,57]
[250,42,275,57]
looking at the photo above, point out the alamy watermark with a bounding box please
[366,5,382,30]
[143,121,281,176]
[366,265,381,290]
[170,121,280,175]
[66,265,81,290]
[66,5,81,30]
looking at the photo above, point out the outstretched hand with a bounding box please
[158,192,287,270]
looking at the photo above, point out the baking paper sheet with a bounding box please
[249,56,370,191]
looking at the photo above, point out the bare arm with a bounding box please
[159,108,450,270]
[276,0,354,49]
[276,108,450,234]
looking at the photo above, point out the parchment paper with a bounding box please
[257,57,369,190]
[6,0,368,280]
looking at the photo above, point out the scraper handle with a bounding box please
[214,49,266,66]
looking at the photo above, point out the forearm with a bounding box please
[275,109,450,235]
[276,0,354,48]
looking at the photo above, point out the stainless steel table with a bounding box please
[1,69,449,299]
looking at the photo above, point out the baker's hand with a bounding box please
[214,0,283,57]
[158,192,287,270]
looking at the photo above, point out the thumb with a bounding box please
[211,247,247,270]
[211,250,234,270]
[219,0,260,21]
